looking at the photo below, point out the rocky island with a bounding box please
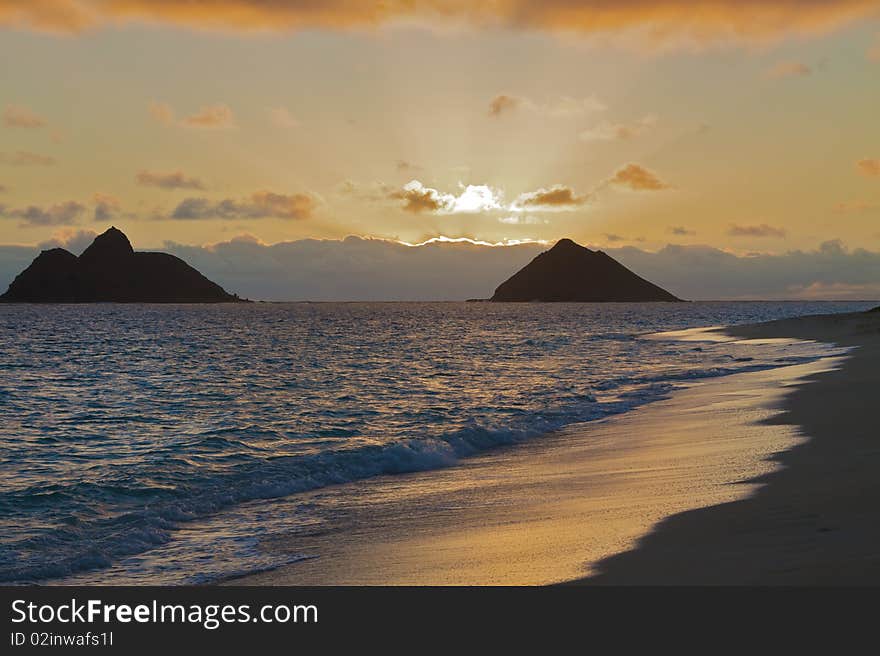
[0,227,241,303]
[490,238,681,302]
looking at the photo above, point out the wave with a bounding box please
[0,331,847,584]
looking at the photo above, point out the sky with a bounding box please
[1,1,879,299]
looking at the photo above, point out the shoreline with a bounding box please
[227,324,856,585]
[581,310,880,584]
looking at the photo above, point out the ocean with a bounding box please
[0,301,872,584]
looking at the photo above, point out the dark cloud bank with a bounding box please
[1,236,878,301]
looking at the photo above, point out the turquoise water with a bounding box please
[0,301,871,583]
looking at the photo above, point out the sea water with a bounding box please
[0,301,871,583]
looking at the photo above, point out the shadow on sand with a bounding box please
[581,311,880,585]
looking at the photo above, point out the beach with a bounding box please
[585,309,880,584]
[231,309,879,585]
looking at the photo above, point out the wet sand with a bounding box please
[583,309,880,584]
[229,315,872,585]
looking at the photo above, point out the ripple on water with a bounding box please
[0,300,867,583]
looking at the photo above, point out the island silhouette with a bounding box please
[490,238,681,302]
[0,227,241,303]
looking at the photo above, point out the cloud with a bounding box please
[388,180,503,214]
[857,158,880,177]
[37,228,98,255]
[170,191,316,221]
[3,104,47,129]
[180,104,235,129]
[488,95,519,118]
[2,2,876,49]
[387,170,668,215]
[0,151,56,166]
[609,240,880,300]
[579,115,657,142]
[3,230,880,302]
[149,100,175,125]
[0,0,95,32]
[669,226,696,236]
[489,94,605,119]
[0,195,124,226]
[766,61,812,79]
[268,106,299,128]
[160,235,547,301]
[431,183,503,214]
[92,193,121,222]
[387,180,452,213]
[0,234,867,302]
[400,236,545,247]
[149,101,235,129]
[511,185,590,211]
[136,169,207,190]
[0,200,86,226]
[727,223,787,238]
[608,163,670,191]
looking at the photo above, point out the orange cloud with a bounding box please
[148,101,235,129]
[387,180,503,214]
[0,0,94,32]
[857,158,880,177]
[4,1,874,47]
[148,100,175,125]
[248,190,314,219]
[170,191,316,220]
[512,185,590,210]
[609,163,670,191]
[488,95,519,118]
[180,104,235,129]
[3,104,47,129]
[388,181,452,213]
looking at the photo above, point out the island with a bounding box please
[490,238,681,302]
[0,226,241,303]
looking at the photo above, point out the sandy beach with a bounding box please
[231,309,879,585]
[585,308,880,584]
